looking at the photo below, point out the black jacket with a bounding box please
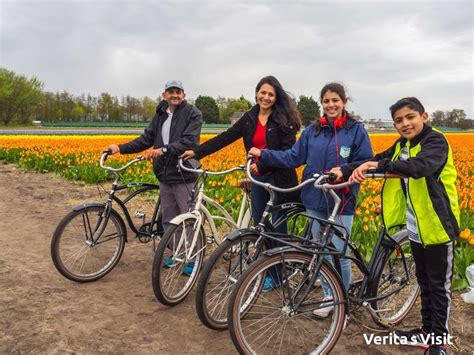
[119,100,203,184]
[195,105,300,203]
[344,124,459,243]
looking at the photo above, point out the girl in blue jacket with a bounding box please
[249,82,373,315]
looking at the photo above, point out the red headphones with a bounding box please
[320,113,347,128]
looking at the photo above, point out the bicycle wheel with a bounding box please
[370,232,420,327]
[195,233,261,330]
[151,216,205,306]
[51,205,126,282]
[228,252,346,354]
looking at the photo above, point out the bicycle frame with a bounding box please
[242,157,413,316]
[167,159,251,262]
[91,152,162,244]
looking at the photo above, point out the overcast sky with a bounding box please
[1,0,472,120]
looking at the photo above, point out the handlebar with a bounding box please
[178,157,245,176]
[99,151,144,173]
[245,157,405,193]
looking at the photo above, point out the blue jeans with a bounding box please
[306,209,354,296]
[250,174,287,235]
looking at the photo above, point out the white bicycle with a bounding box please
[151,158,252,306]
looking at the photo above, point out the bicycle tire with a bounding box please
[151,216,205,306]
[51,204,126,282]
[228,252,346,354]
[369,231,420,327]
[195,233,261,330]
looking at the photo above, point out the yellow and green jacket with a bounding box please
[375,125,459,246]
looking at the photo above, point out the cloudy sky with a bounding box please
[1,0,472,120]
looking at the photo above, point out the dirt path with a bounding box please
[0,163,472,354]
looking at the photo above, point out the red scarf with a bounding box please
[320,113,347,128]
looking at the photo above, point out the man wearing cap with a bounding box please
[107,80,203,236]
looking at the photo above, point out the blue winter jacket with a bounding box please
[260,119,373,215]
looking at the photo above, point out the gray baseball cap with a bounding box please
[164,80,184,91]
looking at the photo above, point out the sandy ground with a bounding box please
[0,163,472,354]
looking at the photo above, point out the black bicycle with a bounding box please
[195,160,310,330]
[227,164,420,354]
[51,151,163,282]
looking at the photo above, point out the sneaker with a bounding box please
[424,345,448,355]
[262,276,280,292]
[163,257,174,268]
[183,261,195,276]
[394,327,429,349]
[313,296,334,318]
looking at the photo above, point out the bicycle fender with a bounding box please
[168,212,199,225]
[263,245,301,257]
[380,229,409,250]
[225,228,260,242]
[71,202,128,242]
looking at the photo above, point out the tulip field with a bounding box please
[0,132,473,289]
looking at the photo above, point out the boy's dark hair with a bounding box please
[389,97,425,119]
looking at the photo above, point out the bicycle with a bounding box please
[195,165,308,330]
[51,151,163,282]
[227,162,420,354]
[151,158,253,306]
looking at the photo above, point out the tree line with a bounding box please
[430,109,471,130]
[0,67,323,126]
[0,67,470,128]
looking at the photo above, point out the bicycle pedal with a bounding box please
[135,211,145,219]
[136,234,152,243]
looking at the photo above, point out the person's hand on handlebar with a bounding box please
[328,167,343,182]
[250,163,259,174]
[349,161,379,183]
[248,147,261,157]
[182,150,196,160]
[107,144,120,154]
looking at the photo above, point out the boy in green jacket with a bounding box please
[349,97,459,355]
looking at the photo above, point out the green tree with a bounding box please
[57,91,75,121]
[195,95,220,124]
[97,93,121,121]
[446,109,467,127]
[220,96,252,123]
[142,96,157,121]
[297,95,320,127]
[430,110,446,127]
[121,95,142,122]
[0,67,44,125]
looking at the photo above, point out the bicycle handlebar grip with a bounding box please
[384,172,406,179]
[326,172,337,181]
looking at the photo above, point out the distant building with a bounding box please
[362,118,393,130]
[374,119,394,129]
[230,112,245,125]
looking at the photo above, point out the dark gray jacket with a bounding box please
[119,100,203,184]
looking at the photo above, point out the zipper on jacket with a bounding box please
[406,143,425,246]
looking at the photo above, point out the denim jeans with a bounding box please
[306,209,354,296]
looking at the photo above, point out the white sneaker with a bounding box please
[313,296,334,318]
